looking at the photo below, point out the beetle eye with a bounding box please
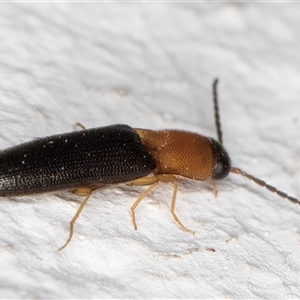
[210,139,231,180]
[213,160,230,180]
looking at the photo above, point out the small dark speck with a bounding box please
[206,248,216,252]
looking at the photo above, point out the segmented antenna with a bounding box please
[231,167,299,205]
[212,79,299,205]
[212,79,223,145]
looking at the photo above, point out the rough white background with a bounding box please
[0,2,300,299]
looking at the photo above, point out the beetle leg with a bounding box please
[208,179,218,197]
[130,175,194,235]
[129,176,159,229]
[158,174,195,235]
[59,188,93,251]
[75,122,86,130]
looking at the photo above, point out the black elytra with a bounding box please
[0,125,156,196]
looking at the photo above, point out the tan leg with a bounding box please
[130,175,194,234]
[75,122,86,130]
[208,179,218,197]
[127,176,159,186]
[162,175,195,235]
[59,188,93,251]
[129,176,159,229]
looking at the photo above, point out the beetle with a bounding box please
[0,79,298,250]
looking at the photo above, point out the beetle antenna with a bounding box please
[231,167,299,205]
[213,79,299,205]
[212,79,223,145]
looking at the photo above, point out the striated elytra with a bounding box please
[0,124,156,196]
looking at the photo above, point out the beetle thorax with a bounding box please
[135,129,215,181]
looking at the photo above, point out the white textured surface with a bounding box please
[0,3,300,299]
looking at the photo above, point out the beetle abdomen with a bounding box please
[0,124,156,196]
